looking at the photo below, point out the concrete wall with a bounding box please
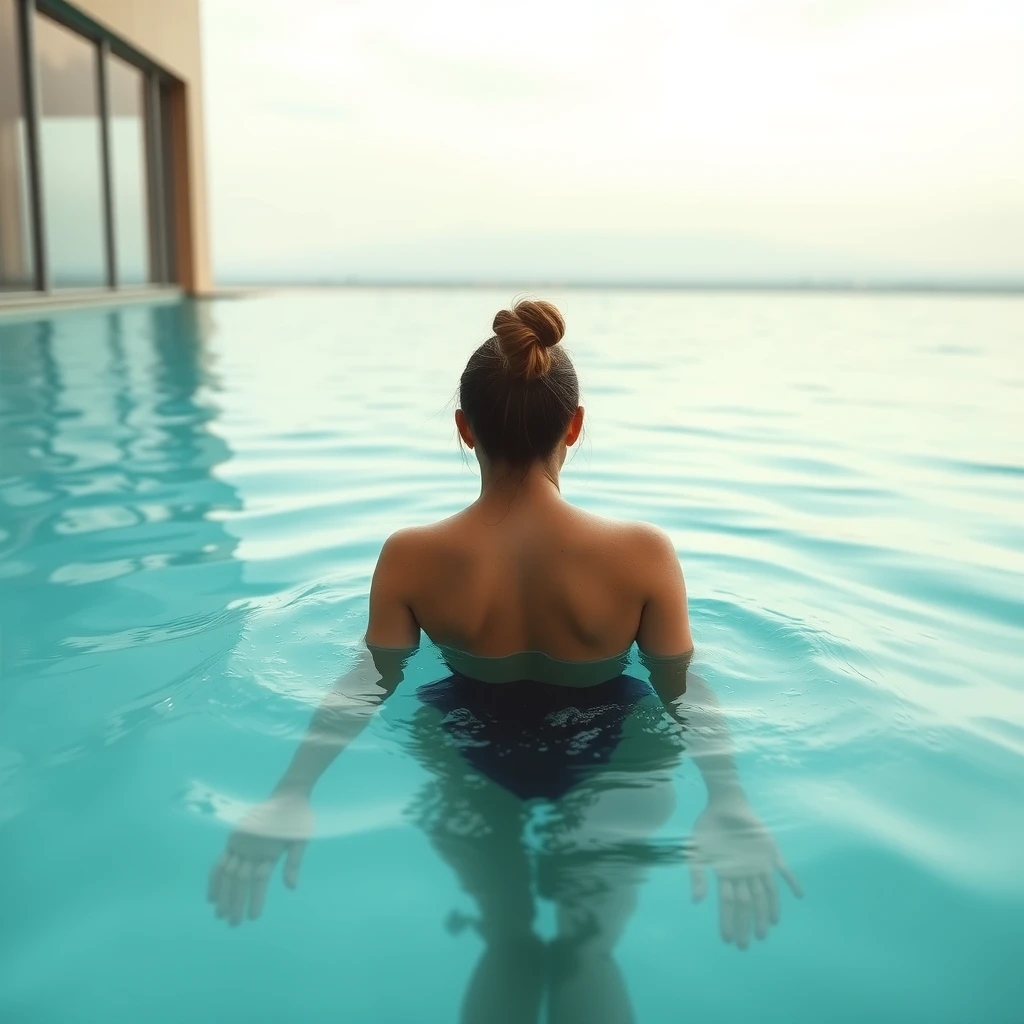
[70,0,211,293]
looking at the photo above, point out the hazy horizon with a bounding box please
[202,0,1024,287]
[215,275,1024,292]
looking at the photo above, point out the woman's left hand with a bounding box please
[207,790,314,926]
[688,798,802,949]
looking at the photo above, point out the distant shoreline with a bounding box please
[215,279,1024,296]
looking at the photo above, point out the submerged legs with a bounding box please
[541,774,676,1024]
[423,776,544,1024]
[411,700,681,1024]
[546,881,639,1024]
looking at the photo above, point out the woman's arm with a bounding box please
[274,530,421,799]
[636,530,801,948]
[271,643,412,799]
[643,654,745,804]
[208,534,420,925]
[634,525,744,800]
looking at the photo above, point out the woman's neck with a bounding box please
[475,458,562,510]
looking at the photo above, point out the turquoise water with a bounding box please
[1,289,1022,1022]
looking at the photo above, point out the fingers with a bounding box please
[734,880,752,951]
[763,872,780,926]
[719,879,736,945]
[283,841,306,889]
[211,837,300,924]
[211,851,278,924]
[716,871,793,949]
[750,877,769,941]
[207,853,228,905]
[689,864,708,904]
[249,861,273,920]
[216,854,239,920]
[709,856,799,950]
[229,860,252,927]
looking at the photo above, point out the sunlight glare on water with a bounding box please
[1,289,1022,1023]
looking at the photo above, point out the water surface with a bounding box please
[1,289,1022,1022]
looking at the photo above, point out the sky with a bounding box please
[200,0,1024,285]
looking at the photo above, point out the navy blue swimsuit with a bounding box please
[417,672,654,801]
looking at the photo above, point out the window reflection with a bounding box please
[0,0,34,291]
[36,13,106,289]
[108,54,151,286]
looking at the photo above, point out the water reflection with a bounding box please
[0,300,245,759]
[210,647,801,1024]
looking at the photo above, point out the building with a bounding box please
[0,0,210,302]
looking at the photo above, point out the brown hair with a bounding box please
[459,299,579,466]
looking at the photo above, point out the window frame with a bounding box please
[1,0,180,301]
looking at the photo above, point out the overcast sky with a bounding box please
[201,0,1024,284]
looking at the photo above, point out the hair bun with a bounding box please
[492,299,565,379]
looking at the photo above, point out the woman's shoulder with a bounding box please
[624,520,680,561]
[378,511,474,558]
[560,509,682,580]
[569,507,678,552]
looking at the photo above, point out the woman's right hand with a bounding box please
[688,797,802,950]
[207,789,314,925]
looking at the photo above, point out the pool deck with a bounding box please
[0,286,262,322]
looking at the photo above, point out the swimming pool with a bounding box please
[1,288,1022,1022]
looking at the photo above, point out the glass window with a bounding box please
[108,54,151,286]
[0,0,35,291]
[36,13,106,288]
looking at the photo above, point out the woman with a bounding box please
[208,300,799,1021]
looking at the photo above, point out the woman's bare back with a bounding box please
[366,471,692,663]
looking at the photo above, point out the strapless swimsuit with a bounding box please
[417,672,653,801]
